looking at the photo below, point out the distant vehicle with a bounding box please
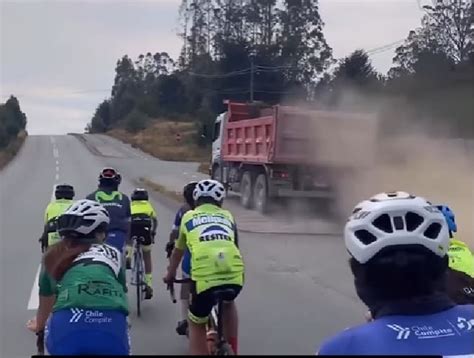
[210,100,378,216]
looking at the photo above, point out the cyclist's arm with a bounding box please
[167,219,188,276]
[37,268,56,330]
[118,266,128,293]
[124,195,132,239]
[168,209,183,243]
[233,221,239,248]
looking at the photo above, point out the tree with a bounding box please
[277,0,333,88]
[0,96,27,149]
[423,0,473,62]
[89,100,111,133]
[389,0,473,78]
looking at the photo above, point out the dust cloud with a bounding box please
[302,89,474,247]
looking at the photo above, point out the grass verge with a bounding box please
[108,120,210,162]
[139,177,182,203]
[0,130,27,170]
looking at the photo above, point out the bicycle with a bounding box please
[130,232,146,317]
[129,215,154,317]
[167,278,234,356]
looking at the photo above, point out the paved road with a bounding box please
[0,134,364,357]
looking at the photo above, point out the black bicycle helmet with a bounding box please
[183,181,197,208]
[131,188,149,201]
[55,184,75,200]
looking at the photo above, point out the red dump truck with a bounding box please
[210,100,378,215]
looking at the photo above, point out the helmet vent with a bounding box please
[355,229,377,245]
[424,223,442,240]
[405,211,424,232]
[372,214,393,233]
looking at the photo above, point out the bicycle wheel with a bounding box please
[216,342,234,356]
[134,247,144,317]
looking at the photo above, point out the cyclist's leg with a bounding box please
[142,243,153,299]
[221,285,242,354]
[177,250,192,333]
[188,284,215,355]
[176,270,191,335]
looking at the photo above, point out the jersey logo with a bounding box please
[95,190,123,202]
[199,225,232,242]
[387,324,411,340]
[73,244,121,276]
[456,317,474,331]
[186,214,233,231]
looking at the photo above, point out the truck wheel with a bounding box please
[254,174,268,214]
[240,171,254,209]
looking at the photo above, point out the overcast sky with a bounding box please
[0,0,425,135]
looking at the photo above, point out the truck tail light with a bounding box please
[274,171,290,179]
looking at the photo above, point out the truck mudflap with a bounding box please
[276,188,334,198]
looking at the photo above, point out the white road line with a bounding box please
[27,265,41,310]
[55,173,59,181]
[53,148,59,158]
[56,160,59,166]
[56,166,59,172]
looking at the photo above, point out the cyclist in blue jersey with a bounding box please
[166,181,197,336]
[87,167,131,254]
[318,191,474,356]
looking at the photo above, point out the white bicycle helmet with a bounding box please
[193,179,226,202]
[345,191,449,264]
[57,199,110,236]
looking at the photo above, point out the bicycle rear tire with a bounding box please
[134,249,144,317]
[216,342,234,356]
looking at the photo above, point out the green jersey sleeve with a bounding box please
[39,266,57,296]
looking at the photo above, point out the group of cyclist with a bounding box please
[28,164,473,356]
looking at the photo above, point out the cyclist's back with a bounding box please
[179,202,243,288]
[87,168,130,252]
[319,304,474,355]
[318,192,474,356]
[41,184,75,248]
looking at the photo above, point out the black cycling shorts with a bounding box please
[130,216,153,246]
[188,283,242,324]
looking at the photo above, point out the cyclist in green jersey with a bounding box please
[38,184,75,251]
[28,200,130,355]
[127,188,157,299]
[164,179,244,355]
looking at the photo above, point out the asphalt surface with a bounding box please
[0,134,364,357]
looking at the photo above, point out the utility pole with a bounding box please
[249,50,256,102]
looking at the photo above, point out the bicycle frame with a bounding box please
[167,279,233,355]
[131,236,145,317]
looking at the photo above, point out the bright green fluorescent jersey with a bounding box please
[44,199,74,246]
[176,204,244,293]
[448,237,474,278]
[39,244,128,314]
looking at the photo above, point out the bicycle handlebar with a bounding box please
[36,330,45,355]
[166,278,192,303]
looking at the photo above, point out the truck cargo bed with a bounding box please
[222,102,377,168]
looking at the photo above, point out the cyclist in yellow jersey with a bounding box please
[127,188,157,299]
[164,179,244,355]
[38,184,75,251]
[436,205,474,304]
